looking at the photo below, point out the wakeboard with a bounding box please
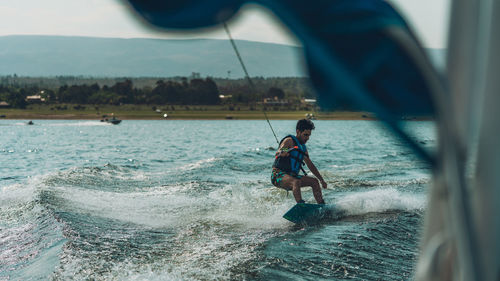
[283,203,327,224]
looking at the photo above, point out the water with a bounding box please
[0,120,434,280]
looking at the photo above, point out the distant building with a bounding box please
[262,98,289,106]
[301,98,317,105]
[219,94,233,99]
[0,101,10,108]
[26,95,46,103]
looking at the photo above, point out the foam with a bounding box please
[47,121,109,126]
[46,185,192,228]
[6,239,65,280]
[41,178,294,231]
[177,157,218,171]
[200,183,295,228]
[0,178,66,280]
[42,165,151,190]
[334,188,426,216]
[0,183,35,207]
[41,183,281,280]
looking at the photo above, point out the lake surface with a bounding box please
[0,120,434,280]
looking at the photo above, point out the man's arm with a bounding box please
[275,137,294,157]
[304,156,328,189]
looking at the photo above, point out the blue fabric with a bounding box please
[124,0,244,29]
[288,135,307,175]
[273,135,307,175]
[258,0,435,117]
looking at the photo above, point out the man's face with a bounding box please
[296,129,311,144]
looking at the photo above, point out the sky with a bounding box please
[0,0,450,48]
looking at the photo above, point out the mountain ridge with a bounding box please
[0,35,306,78]
[0,35,445,78]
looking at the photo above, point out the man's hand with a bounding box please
[276,148,290,157]
[320,179,328,189]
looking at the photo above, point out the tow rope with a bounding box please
[223,22,280,145]
[223,22,307,180]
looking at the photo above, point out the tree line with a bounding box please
[0,78,222,108]
[0,76,319,109]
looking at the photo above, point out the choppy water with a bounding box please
[0,120,434,280]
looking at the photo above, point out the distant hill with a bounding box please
[0,35,306,78]
[0,35,445,78]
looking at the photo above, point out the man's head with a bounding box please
[296,119,315,144]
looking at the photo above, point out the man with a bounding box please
[271,119,327,204]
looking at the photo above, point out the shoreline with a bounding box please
[0,106,432,121]
[0,111,377,120]
[0,114,432,121]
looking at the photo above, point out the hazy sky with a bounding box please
[0,0,450,48]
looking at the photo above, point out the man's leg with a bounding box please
[299,176,325,204]
[291,179,302,203]
[279,175,303,203]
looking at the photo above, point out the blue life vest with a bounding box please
[273,135,307,176]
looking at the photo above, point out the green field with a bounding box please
[0,104,376,120]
